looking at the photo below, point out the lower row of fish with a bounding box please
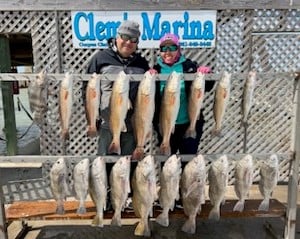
[49,153,279,237]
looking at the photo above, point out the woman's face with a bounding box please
[160,43,179,65]
[116,34,138,58]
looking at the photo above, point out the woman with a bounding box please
[153,33,214,155]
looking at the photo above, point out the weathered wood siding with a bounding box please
[0,0,299,10]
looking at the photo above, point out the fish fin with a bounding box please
[121,123,127,132]
[56,204,65,215]
[223,88,228,98]
[91,89,97,98]
[76,206,86,215]
[233,200,245,212]
[184,128,196,139]
[196,89,203,99]
[258,199,269,211]
[134,221,150,237]
[143,95,150,104]
[156,211,169,227]
[64,91,69,100]
[160,144,171,156]
[128,100,132,110]
[92,215,104,227]
[132,147,144,161]
[87,126,97,137]
[183,181,200,199]
[211,127,221,137]
[111,214,122,227]
[170,94,176,105]
[108,142,121,155]
[181,216,196,234]
[208,206,220,221]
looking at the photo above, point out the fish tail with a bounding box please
[111,211,122,227]
[155,210,169,227]
[62,129,69,140]
[184,128,197,139]
[134,220,150,237]
[76,206,86,215]
[131,147,144,161]
[181,216,196,234]
[56,204,65,215]
[87,126,97,137]
[108,141,121,155]
[92,215,104,227]
[258,198,270,211]
[211,127,221,137]
[160,143,171,156]
[233,200,245,212]
[208,206,220,221]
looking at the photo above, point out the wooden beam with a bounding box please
[0,0,299,11]
[0,36,17,156]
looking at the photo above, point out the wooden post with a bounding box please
[284,73,300,239]
[0,34,17,156]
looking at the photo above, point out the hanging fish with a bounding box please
[85,73,100,137]
[59,72,73,140]
[212,71,231,136]
[242,70,257,126]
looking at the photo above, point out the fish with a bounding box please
[132,70,156,160]
[159,71,182,155]
[73,158,90,214]
[185,72,206,138]
[242,70,257,126]
[208,154,229,221]
[156,154,182,227]
[181,154,206,234]
[132,155,158,237]
[108,71,131,154]
[49,157,69,215]
[233,154,254,212]
[27,70,48,126]
[89,156,108,227]
[258,154,279,211]
[212,71,231,136]
[110,156,131,226]
[59,72,73,140]
[85,73,100,137]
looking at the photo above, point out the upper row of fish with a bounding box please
[49,153,279,236]
[28,70,257,156]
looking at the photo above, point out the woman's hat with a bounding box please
[160,33,180,46]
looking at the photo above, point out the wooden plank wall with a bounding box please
[0,0,299,11]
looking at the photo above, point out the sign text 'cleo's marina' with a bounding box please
[71,11,216,49]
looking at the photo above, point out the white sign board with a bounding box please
[71,11,216,49]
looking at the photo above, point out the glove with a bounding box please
[197,66,211,74]
[148,68,158,75]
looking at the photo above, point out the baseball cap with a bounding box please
[118,20,141,38]
[160,33,180,46]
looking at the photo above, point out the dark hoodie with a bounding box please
[85,38,150,131]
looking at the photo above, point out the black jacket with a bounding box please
[85,39,150,131]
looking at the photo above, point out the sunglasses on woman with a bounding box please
[160,45,178,52]
[119,34,138,43]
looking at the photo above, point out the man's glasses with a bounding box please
[160,45,178,52]
[119,34,138,43]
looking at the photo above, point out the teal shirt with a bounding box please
[157,56,189,124]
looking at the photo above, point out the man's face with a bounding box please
[116,34,138,58]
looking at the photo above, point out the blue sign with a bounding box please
[71,11,216,49]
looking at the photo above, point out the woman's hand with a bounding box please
[197,66,211,74]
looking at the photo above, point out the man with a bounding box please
[86,20,150,155]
